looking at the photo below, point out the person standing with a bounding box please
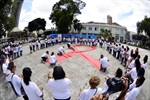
[8,62,28,100]
[22,67,44,100]
[46,66,72,100]
[78,76,103,100]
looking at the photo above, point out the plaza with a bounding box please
[0,42,150,100]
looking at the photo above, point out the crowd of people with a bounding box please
[0,42,23,60]
[0,37,149,100]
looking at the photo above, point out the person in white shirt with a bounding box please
[128,67,145,91]
[100,55,109,72]
[49,52,57,67]
[125,76,145,100]
[46,66,72,100]
[141,55,148,69]
[127,54,136,69]
[2,56,11,82]
[57,46,65,55]
[126,59,141,83]
[8,62,28,100]
[102,68,123,94]
[22,67,43,100]
[78,76,103,100]
[41,51,49,63]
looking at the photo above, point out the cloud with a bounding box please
[19,0,150,32]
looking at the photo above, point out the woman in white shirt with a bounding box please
[8,62,28,100]
[141,55,148,69]
[22,67,43,100]
[49,52,57,67]
[2,56,11,82]
[46,66,72,100]
[127,59,141,83]
[78,76,103,100]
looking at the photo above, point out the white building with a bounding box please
[80,15,127,42]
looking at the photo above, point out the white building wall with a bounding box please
[80,23,127,42]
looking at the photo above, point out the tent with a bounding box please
[9,27,24,39]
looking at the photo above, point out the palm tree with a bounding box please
[100,29,112,41]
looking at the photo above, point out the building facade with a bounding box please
[80,15,127,42]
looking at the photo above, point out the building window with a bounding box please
[89,27,92,30]
[83,27,86,30]
[95,27,97,31]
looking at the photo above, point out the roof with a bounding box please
[82,21,122,27]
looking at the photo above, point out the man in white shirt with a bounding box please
[41,51,49,63]
[57,46,65,55]
[100,55,109,72]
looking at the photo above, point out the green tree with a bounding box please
[73,19,83,33]
[137,16,150,39]
[49,0,86,33]
[0,0,18,38]
[100,29,112,41]
[28,18,46,32]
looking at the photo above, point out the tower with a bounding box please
[107,15,112,24]
[13,0,24,27]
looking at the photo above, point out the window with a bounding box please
[95,27,97,31]
[89,27,92,30]
[83,27,86,30]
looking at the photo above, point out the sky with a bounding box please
[19,0,150,32]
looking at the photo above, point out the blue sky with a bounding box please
[19,0,150,32]
[22,0,33,12]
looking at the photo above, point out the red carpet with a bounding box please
[47,44,101,70]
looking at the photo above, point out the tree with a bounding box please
[0,0,14,38]
[137,16,150,39]
[100,29,112,41]
[28,18,46,32]
[0,0,19,38]
[49,0,86,33]
[73,19,83,33]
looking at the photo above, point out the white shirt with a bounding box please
[100,57,108,68]
[128,78,138,91]
[127,67,137,80]
[49,55,57,64]
[41,53,48,58]
[78,88,103,100]
[129,59,135,68]
[141,63,147,69]
[125,86,141,100]
[58,47,64,53]
[22,80,43,100]
[2,63,11,81]
[11,73,22,96]
[46,78,72,99]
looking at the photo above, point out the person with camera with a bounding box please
[102,68,123,94]
[116,75,145,100]
[78,76,103,100]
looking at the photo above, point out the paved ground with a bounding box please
[0,43,150,100]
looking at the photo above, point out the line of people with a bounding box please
[0,42,23,60]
